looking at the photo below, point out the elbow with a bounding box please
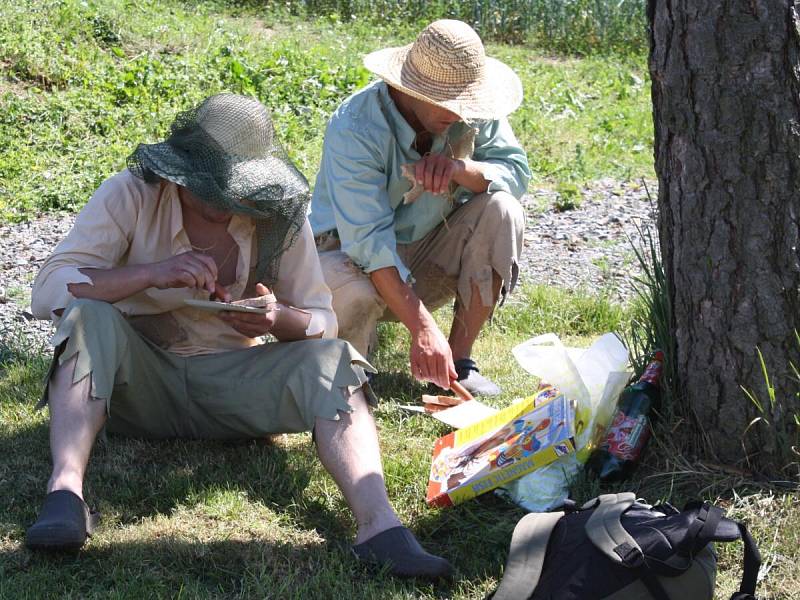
[30,293,54,321]
[321,313,338,339]
[325,320,339,339]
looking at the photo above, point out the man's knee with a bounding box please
[332,278,385,344]
[62,298,124,330]
[472,191,525,228]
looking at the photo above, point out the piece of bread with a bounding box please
[422,394,466,407]
[232,293,277,308]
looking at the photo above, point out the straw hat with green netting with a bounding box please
[127,93,309,285]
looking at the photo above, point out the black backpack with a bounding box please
[492,492,761,600]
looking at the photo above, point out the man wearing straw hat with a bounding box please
[311,19,531,397]
[24,93,453,579]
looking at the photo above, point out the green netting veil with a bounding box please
[127,93,310,286]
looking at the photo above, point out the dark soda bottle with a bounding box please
[589,351,664,482]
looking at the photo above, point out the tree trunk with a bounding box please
[648,0,800,473]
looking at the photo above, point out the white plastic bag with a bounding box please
[500,333,631,511]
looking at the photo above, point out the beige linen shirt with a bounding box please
[31,170,337,356]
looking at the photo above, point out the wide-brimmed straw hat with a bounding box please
[127,93,310,285]
[363,19,522,121]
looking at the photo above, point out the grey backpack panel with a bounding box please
[601,546,717,600]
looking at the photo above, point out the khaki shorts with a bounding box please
[39,299,376,440]
[317,191,525,356]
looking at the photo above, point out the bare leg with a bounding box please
[448,270,502,361]
[313,389,401,544]
[46,356,107,500]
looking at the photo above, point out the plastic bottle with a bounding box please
[589,351,664,481]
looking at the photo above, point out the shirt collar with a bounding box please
[378,82,418,153]
[163,181,185,248]
[164,180,254,247]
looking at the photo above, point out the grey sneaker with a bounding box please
[454,358,501,397]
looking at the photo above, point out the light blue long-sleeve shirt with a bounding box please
[309,81,531,283]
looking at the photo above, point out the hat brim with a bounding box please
[133,143,193,188]
[363,44,523,121]
[131,143,309,206]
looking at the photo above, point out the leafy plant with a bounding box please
[553,181,582,211]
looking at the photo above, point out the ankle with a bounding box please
[47,471,84,500]
[355,510,402,544]
[453,357,479,378]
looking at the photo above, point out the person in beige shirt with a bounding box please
[25,94,452,579]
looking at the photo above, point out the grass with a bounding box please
[0,0,653,222]
[1,285,798,599]
[274,0,647,54]
[1,1,795,597]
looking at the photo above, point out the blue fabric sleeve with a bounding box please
[471,118,532,200]
[320,124,412,283]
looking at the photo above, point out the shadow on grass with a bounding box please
[0,423,508,595]
[0,537,463,599]
[370,369,428,402]
[1,424,343,529]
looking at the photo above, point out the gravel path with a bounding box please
[0,179,656,348]
[518,178,657,298]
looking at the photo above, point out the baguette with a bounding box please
[449,380,474,402]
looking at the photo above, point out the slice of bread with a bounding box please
[232,293,277,308]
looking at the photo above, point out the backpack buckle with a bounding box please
[614,542,645,568]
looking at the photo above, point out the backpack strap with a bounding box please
[688,502,723,550]
[686,502,761,600]
[493,511,565,600]
[585,492,644,567]
[729,521,761,600]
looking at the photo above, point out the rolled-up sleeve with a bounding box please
[31,175,138,321]
[273,219,338,338]
[320,125,412,283]
[471,118,532,200]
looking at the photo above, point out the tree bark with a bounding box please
[648,0,800,473]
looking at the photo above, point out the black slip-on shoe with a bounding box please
[352,526,454,579]
[25,490,99,551]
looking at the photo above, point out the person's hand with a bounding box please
[218,283,280,338]
[148,251,230,299]
[414,154,465,195]
[410,323,458,389]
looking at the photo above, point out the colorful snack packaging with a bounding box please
[426,385,576,507]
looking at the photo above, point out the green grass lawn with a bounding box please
[0,0,652,221]
[1,286,798,599]
[0,0,797,598]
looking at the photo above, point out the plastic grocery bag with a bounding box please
[499,333,631,511]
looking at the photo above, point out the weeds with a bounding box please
[740,333,800,472]
[277,0,647,54]
[622,182,674,403]
[553,182,582,211]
